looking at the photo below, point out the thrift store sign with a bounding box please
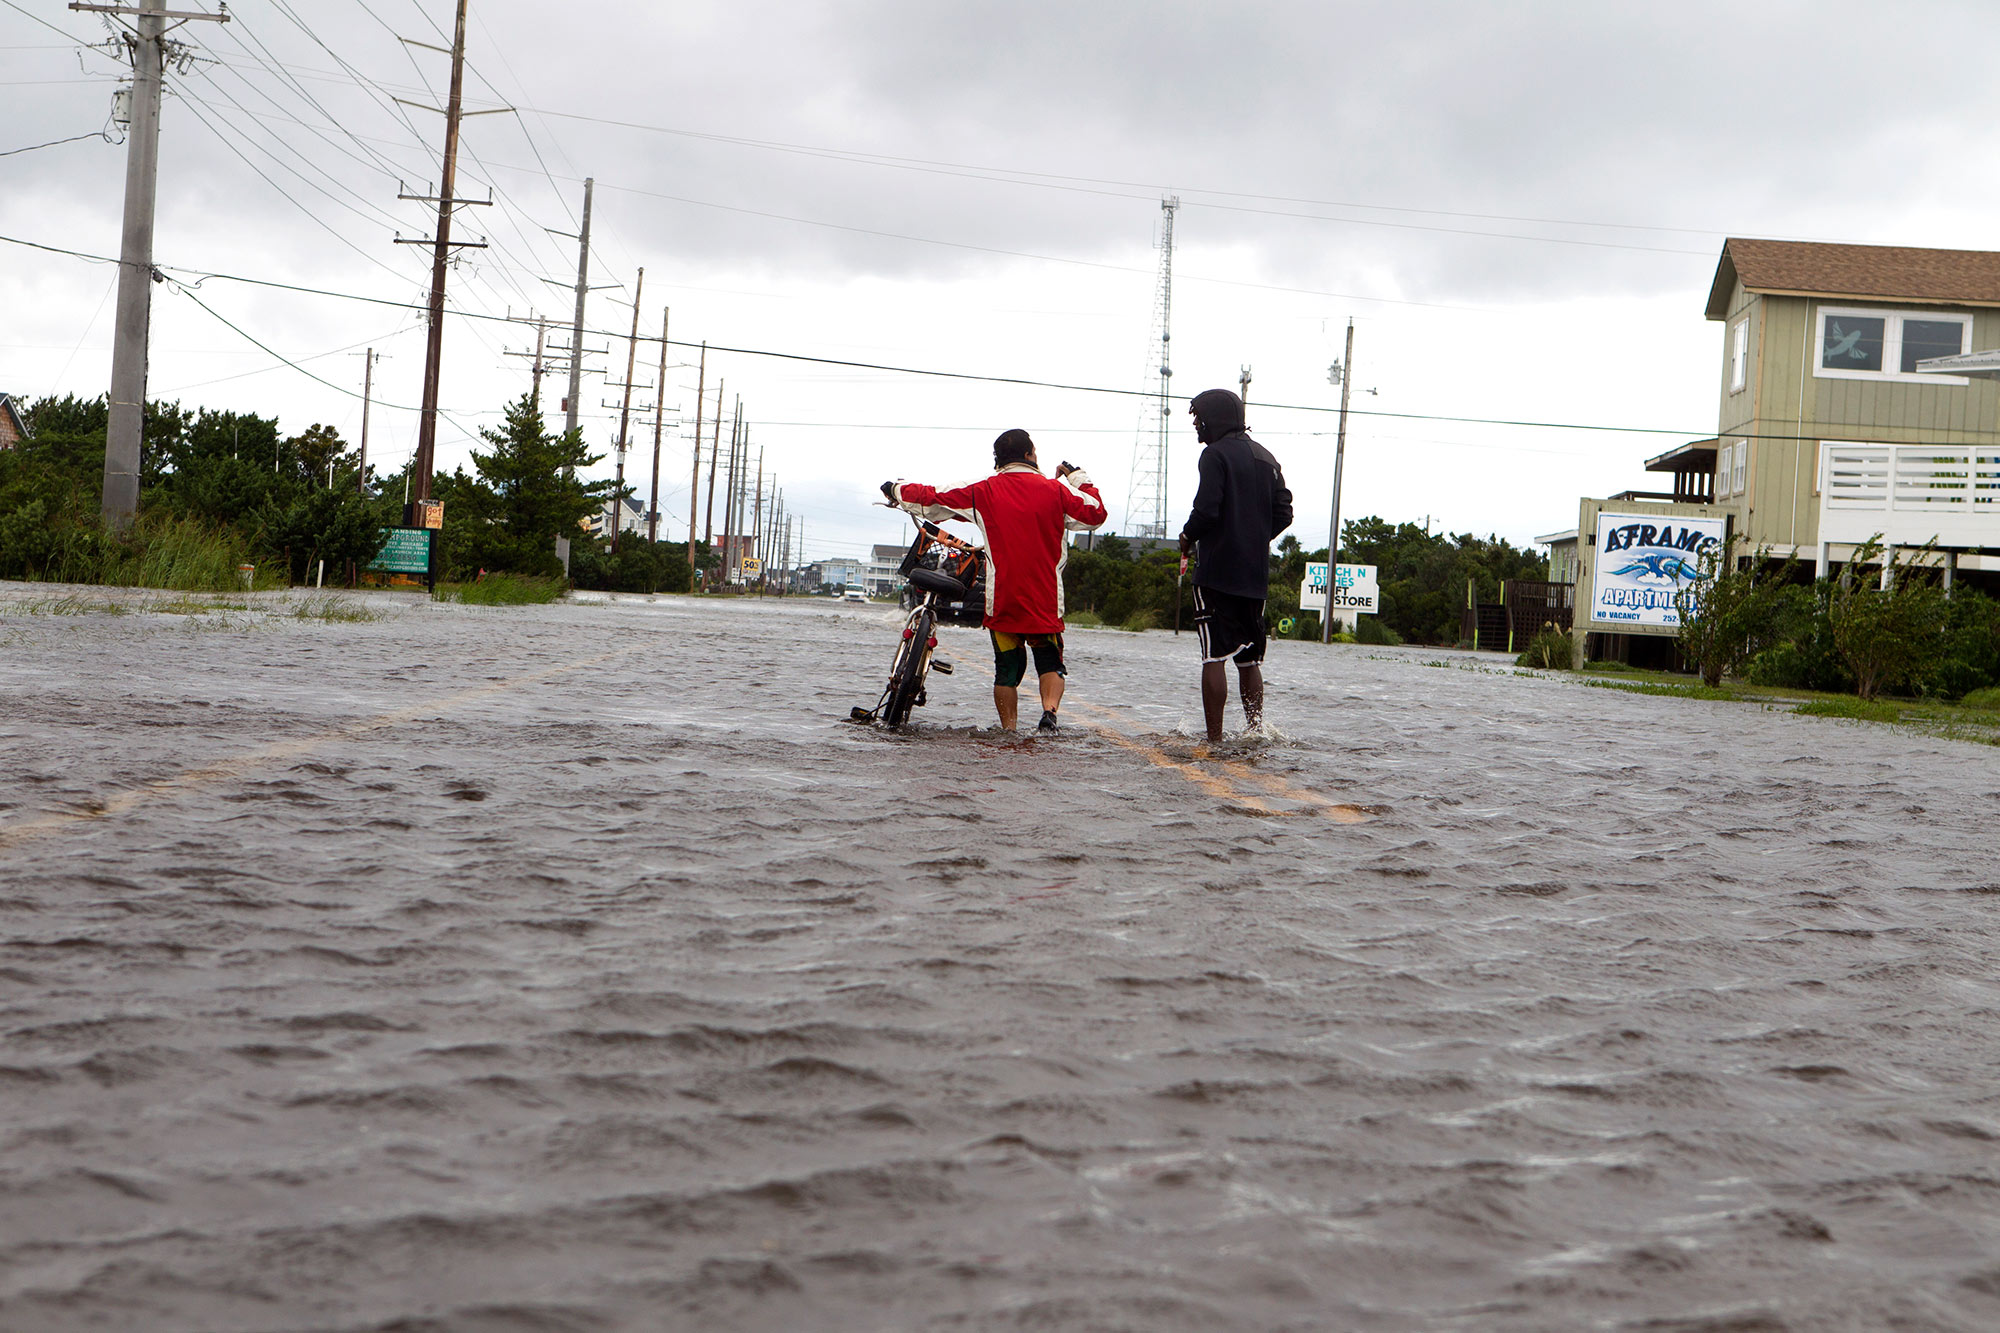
[1590,512,1724,628]
[1300,562,1379,615]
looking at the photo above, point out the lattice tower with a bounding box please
[1124,197,1178,539]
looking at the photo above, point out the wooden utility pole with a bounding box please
[1322,318,1355,645]
[564,178,593,439]
[356,348,377,496]
[722,407,742,583]
[702,377,723,555]
[73,0,227,527]
[647,306,669,543]
[608,267,644,553]
[751,448,764,592]
[1239,364,1253,428]
[688,342,705,553]
[406,0,477,520]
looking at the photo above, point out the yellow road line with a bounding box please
[0,645,642,854]
[1066,700,1275,811]
[1215,760,1373,825]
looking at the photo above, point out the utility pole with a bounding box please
[722,407,742,584]
[606,267,644,553]
[1239,364,1252,428]
[73,0,227,527]
[703,378,723,555]
[1322,318,1355,646]
[688,342,705,553]
[564,177,593,439]
[354,347,379,496]
[751,453,764,592]
[648,305,669,543]
[503,311,560,403]
[398,0,491,524]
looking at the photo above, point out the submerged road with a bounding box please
[2,588,1998,1332]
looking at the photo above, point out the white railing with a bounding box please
[1819,443,2000,547]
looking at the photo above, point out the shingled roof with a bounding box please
[1707,238,2000,319]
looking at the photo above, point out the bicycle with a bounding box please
[851,514,985,729]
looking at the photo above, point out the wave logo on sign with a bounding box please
[1607,551,1707,584]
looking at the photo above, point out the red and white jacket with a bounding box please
[890,464,1107,634]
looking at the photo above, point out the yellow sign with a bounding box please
[740,557,763,575]
[416,500,444,530]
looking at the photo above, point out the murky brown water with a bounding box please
[3,586,1999,1331]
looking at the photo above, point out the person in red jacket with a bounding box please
[884,429,1106,731]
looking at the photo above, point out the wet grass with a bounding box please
[291,594,379,623]
[8,594,127,616]
[1586,679,1739,702]
[1570,661,2000,744]
[435,575,566,605]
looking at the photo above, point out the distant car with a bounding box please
[843,588,869,603]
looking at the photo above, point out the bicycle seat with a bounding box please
[906,566,967,599]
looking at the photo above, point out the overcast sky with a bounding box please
[7,0,2000,564]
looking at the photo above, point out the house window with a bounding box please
[1732,440,1747,496]
[1815,306,1970,383]
[1729,317,1749,392]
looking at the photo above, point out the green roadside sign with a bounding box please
[368,527,433,574]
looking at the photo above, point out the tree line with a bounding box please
[0,389,705,593]
[1060,518,1548,644]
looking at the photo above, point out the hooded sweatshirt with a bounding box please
[1179,389,1294,600]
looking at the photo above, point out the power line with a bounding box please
[1,130,109,157]
[1,227,1889,447]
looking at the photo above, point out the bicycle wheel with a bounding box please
[884,607,934,729]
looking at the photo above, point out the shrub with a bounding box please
[1675,536,1796,687]
[1515,626,1574,670]
[1065,609,1103,628]
[1959,685,2000,712]
[436,573,566,605]
[1354,615,1402,646]
[1828,541,1947,701]
[1120,608,1158,633]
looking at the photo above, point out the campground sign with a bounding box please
[367,527,435,582]
[1300,562,1378,616]
[1588,512,1724,629]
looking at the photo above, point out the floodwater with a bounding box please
[2,586,1998,1332]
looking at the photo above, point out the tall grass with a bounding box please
[19,514,275,592]
[434,573,565,605]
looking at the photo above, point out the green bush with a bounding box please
[1065,609,1103,628]
[1958,685,2000,712]
[1828,542,1947,700]
[1354,615,1402,646]
[1515,626,1574,670]
[1120,607,1158,632]
[436,573,566,605]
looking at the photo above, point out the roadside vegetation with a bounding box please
[0,390,709,596]
[1062,517,1542,645]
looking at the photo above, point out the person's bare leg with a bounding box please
[1038,671,1064,715]
[1201,661,1227,741]
[1239,663,1264,731]
[993,684,1018,730]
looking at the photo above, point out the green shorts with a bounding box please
[991,630,1065,688]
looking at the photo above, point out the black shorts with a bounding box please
[1193,586,1266,666]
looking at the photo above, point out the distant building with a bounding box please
[0,394,28,450]
[588,494,645,539]
[818,557,864,589]
[866,543,905,597]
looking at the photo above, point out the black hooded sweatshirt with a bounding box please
[1179,389,1294,600]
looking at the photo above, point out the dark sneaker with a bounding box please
[1037,710,1059,732]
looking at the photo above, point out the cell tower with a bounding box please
[1125,196,1179,539]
